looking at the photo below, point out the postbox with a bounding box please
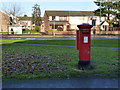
[76,30,80,50]
[76,24,92,69]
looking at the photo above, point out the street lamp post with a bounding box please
[53,20,55,36]
[99,1,102,36]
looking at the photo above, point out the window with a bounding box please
[10,17,12,25]
[92,19,96,26]
[67,25,70,31]
[52,16,55,20]
[22,21,27,23]
[59,16,67,21]
[50,25,63,29]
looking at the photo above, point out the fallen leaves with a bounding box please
[2,46,70,76]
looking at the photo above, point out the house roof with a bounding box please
[18,17,32,20]
[100,21,109,26]
[45,10,94,16]
[102,21,109,26]
[0,11,6,15]
[18,17,44,21]
[0,11,10,17]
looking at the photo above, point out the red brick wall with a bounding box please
[0,11,10,32]
[44,12,50,32]
[48,30,120,35]
[48,31,76,35]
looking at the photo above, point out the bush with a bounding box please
[35,26,39,31]
[109,21,113,27]
[22,29,40,34]
[22,29,30,33]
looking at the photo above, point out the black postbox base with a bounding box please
[78,60,90,70]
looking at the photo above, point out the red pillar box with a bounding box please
[76,30,80,50]
[77,24,92,69]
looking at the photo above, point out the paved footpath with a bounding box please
[2,77,119,88]
[13,43,120,49]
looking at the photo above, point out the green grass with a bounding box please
[23,29,40,34]
[0,32,8,34]
[2,44,119,80]
[1,39,119,47]
[2,40,24,43]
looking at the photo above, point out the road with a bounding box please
[2,77,118,88]
[1,35,119,40]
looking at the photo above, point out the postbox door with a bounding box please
[79,31,91,61]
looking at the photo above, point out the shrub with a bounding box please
[109,21,113,27]
[35,26,39,31]
[22,29,30,33]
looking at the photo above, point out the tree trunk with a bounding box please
[119,19,120,27]
[107,13,110,20]
[107,6,110,20]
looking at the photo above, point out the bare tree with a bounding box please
[1,2,22,16]
[1,2,23,26]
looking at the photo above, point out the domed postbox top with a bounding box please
[77,24,93,30]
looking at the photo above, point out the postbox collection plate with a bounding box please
[83,36,88,43]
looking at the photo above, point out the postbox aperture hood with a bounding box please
[77,24,93,30]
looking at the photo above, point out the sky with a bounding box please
[0,0,99,17]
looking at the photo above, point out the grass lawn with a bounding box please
[2,44,119,80]
[1,39,119,47]
[0,32,8,34]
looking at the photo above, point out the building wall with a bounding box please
[44,12,50,32]
[39,22,45,32]
[48,31,76,35]
[0,11,10,32]
[19,20,34,30]
[0,12,2,32]
[69,16,106,30]
[69,16,90,29]
[44,13,107,32]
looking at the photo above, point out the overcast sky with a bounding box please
[0,0,99,17]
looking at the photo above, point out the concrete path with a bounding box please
[2,77,119,88]
[13,43,120,49]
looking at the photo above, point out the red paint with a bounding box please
[76,30,79,50]
[77,24,92,61]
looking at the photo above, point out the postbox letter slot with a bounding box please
[83,32,89,34]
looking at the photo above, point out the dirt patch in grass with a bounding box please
[2,44,119,80]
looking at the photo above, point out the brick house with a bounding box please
[0,11,11,32]
[42,10,106,34]
[18,17,44,31]
[0,11,19,32]
[17,17,35,30]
